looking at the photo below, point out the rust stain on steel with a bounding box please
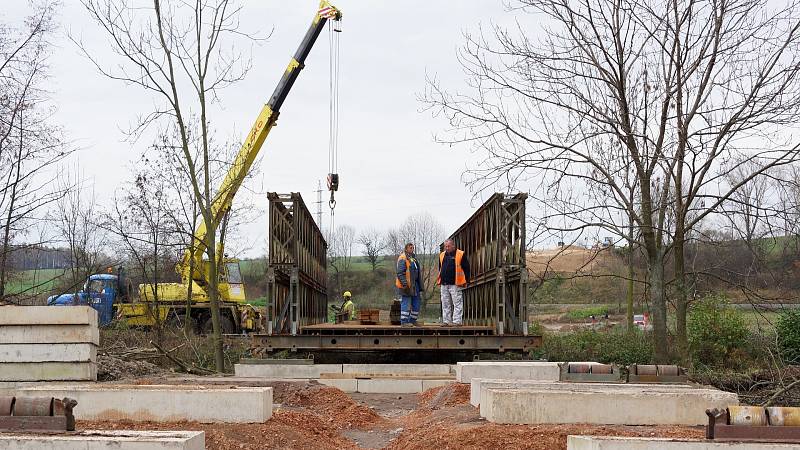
[568,363,591,374]
[12,397,52,417]
[590,364,612,374]
[0,397,12,416]
[657,365,679,376]
[634,364,657,376]
[767,407,800,426]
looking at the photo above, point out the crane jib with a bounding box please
[267,14,332,113]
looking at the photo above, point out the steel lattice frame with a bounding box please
[448,193,528,335]
[266,193,327,335]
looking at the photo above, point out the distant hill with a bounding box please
[527,245,621,277]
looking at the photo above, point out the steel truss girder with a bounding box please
[266,192,327,335]
[448,193,529,335]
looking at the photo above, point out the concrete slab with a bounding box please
[422,380,454,391]
[234,363,342,378]
[0,362,97,381]
[0,305,98,326]
[567,435,799,449]
[356,378,423,394]
[455,361,561,383]
[342,364,453,376]
[0,430,204,450]
[318,378,358,392]
[469,379,699,407]
[15,384,272,423]
[0,324,99,345]
[0,343,96,362]
[482,385,738,425]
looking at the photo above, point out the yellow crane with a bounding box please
[117,1,343,333]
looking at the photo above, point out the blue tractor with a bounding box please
[47,270,133,326]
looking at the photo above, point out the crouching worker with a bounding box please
[396,243,423,327]
[341,291,356,320]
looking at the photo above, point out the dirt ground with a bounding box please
[79,380,704,449]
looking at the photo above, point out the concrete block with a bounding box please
[469,379,698,407]
[422,380,454,391]
[0,430,204,450]
[0,362,97,381]
[342,364,453,376]
[234,363,342,378]
[356,378,424,394]
[15,384,272,423]
[567,435,798,450]
[0,324,99,345]
[0,343,96,362]
[455,361,561,383]
[0,305,98,326]
[318,378,358,392]
[482,385,738,425]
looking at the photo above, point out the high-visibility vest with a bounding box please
[395,253,413,289]
[342,299,355,320]
[438,249,467,286]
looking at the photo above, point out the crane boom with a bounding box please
[181,1,342,285]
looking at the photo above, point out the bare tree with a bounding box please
[329,224,356,273]
[425,0,800,361]
[54,166,108,291]
[358,227,385,272]
[78,0,257,371]
[0,1,71,302]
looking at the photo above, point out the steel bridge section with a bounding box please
[266,192,328,335]
[447,193,529,335]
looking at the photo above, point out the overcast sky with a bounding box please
[5,1,528,258]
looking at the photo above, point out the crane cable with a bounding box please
[327,17,341,239]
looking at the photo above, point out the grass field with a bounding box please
[4,268,66,296]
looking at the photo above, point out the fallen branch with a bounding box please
[150,340,215,375]
[761,378,800,407]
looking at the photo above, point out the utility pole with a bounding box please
[314,179,323,227]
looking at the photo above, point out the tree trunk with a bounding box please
[627,215,634,332]
[648,251,669,363]
[205,234,224,372]
[674,220,689,360]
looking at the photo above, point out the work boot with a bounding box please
[412,321,422,327]
[401,323,412,328]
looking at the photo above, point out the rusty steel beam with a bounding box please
[447,193,529,335]
[0,396,76,432]
[707,407,800,443]
[266,193,328,335]
[254,333,540,352]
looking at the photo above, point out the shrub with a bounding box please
[687,294,750,370]
[564,305,610,321]
[777,309,800,364]
[533,327,652,365]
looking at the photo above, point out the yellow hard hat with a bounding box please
[343,291,352,298]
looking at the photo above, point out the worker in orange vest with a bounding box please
[437,239,470,327]
[396,242,423,327]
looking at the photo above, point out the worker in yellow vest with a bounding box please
[437,239,471,326]
[341,291,356,320]
[396,243,423,327]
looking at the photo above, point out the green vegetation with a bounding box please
[4,268,66,297]
[688,294,752,370]
[533,327,653,365]
[777,309,800,365]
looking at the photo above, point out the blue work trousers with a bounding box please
[400,295,421,324]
